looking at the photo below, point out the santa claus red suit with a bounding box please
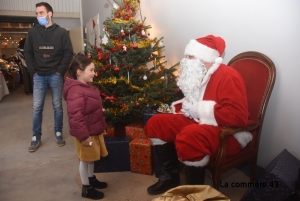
[145,35,252,195]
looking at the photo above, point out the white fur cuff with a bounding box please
[149,138,167,146]
[197,100,217,126]
[171,99,184,114]
[182,155,210,167]
[233,131,253,148]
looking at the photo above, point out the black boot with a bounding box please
[147,142,180,195]
[89,175,108,189]
[82,185,104,200]
[185,165,206,185]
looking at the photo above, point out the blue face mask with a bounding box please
[37,13,49,27]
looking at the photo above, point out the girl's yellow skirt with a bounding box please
[74,134,108,162]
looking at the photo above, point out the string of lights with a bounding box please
[0,33,26,47]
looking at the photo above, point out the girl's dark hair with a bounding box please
[68,54,93,79]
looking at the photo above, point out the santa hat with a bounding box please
[184,35,226,64]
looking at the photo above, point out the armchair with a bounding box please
[206,51,276,190]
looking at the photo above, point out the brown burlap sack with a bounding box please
[152,185,229,201]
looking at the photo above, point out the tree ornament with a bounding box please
[141,30,146,35]
[97,52,103,60]
[135,102,140,107]
[121,29,125,36]
[133,43,138,49]
[114,67,120,73]
[143,93,146,98]
[113,3,119,9]
[102,34,108,45]
[143,75,147,80]
[123,45,127,52]
[87,54,92,59]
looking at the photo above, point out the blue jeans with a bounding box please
[32,73,63,139]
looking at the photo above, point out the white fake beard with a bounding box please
[177,58,207,100]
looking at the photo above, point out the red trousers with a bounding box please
[145,113,241,162]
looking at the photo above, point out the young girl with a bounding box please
[63,54,108,200]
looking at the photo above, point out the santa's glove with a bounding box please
[181,97,199,120]
[181,98,191,118]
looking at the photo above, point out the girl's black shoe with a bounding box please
[89,175,108,189]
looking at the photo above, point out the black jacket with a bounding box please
[24,23,73,76]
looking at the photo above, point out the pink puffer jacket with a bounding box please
[63,77,107,141]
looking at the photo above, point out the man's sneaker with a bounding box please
[55,132,65,147]
[29,136,42,152]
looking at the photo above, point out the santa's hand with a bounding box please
[183,96,199,119]
[181,98,191,118]
[180,108,190,118]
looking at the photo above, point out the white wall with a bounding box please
[81,0,111,39]
[54,18,80,31]
[82,0,300,167]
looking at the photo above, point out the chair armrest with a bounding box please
[213,120,261,166]
[219,122,260,138]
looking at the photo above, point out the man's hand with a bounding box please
[181,96,199,120]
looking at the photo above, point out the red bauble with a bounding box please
[133,43,138,49]
[87,55,92,59]
[95,70,101,77]
[114,67,120,73]
[143,94,146,98]
[135,102,140,107]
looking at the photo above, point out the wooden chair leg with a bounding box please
[212,172,221,190]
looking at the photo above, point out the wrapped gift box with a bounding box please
[125,121,147,141]
[129,138,153,175]
[94,136,130,172]
[104,126,115,138]
[142,108,158,126]
[241,149,300,201]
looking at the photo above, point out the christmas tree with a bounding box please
[86,0,183,126]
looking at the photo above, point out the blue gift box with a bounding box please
[94,136,130,172]
[143,109,158,126]
[241,149,300,201]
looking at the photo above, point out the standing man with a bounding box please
[25,2,73,152]
[145,35,252,195]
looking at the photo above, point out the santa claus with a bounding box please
[145,35,253,195]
